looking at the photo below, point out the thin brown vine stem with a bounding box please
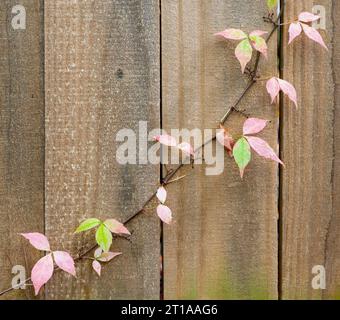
[220,80,256,124]
[253,8,284,74]
[0,5,285,298]
[0,284,26,296]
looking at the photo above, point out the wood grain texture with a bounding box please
[162,0,279,299]
[45,0,160,299]
[0,0,44,299]
[281,0,340,299]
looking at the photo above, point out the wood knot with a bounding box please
[116,68,124,79]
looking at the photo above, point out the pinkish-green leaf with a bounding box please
[250,35,268,58]
[288,22,302,45]
[154,134,177,147]
[157,205,172,225]
[97,252,122,263]
[233,137,251,179]
[53,251,76,277]
[31,254,54,295]
[21,233,50,251]
[214,28,247,40]
[92,260,101,277]
[246,136,284,166]
[266,77,280,103]
[267,0,278,10]
[104,219,131,236]
[301,23,328,50]
[243,118,268,135]
[156,186,167,204]
[235,39,253,73]
[277,78,298,108]
[298,12,320,23]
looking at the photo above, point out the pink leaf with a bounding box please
[277,78,298,108]
[214,28,247,40]
[156,186,167,204]
[243,118,268,135]
[94,247,103,259]
[153,135,177,147]
[97,252,122,263]
[298,12,320,23]
[266,77,280,104]
[301,23,328,50]
[245,136,284,166]
[31,254,54,295]
[104,219,131,236]
[249,30,268,37]
[216,125,234,154]
[21,233,50,251]
[53,251,76,277]
[288,22,302,44]
[92,260,101,277]
[235,39,253,73]
[177,142,195,156]
[157,205,172,225]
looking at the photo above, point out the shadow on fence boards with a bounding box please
[0,0,339,300]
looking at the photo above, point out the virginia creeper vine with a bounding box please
[0,1,328,297]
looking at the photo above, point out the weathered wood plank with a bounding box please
[0,0,44,299]
[281,0,340,299]
[45,0,160,299]
[162,0,279,299]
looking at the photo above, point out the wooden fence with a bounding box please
[0,0,339,300]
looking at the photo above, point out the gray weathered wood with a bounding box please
[162,0,279,299]
[45,0,160,299]
[281,0,340,299]
[0,0,45,299]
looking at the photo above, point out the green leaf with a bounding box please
[267,0,278,10]
[75,218,101,233]
[95,224,112,252]
[233,137,251,179]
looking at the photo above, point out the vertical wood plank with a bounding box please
[45,0,160,299]
[162,0,279,299]
[331,0,340,300]
[0,0,44,299]
[281,0,340,299]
